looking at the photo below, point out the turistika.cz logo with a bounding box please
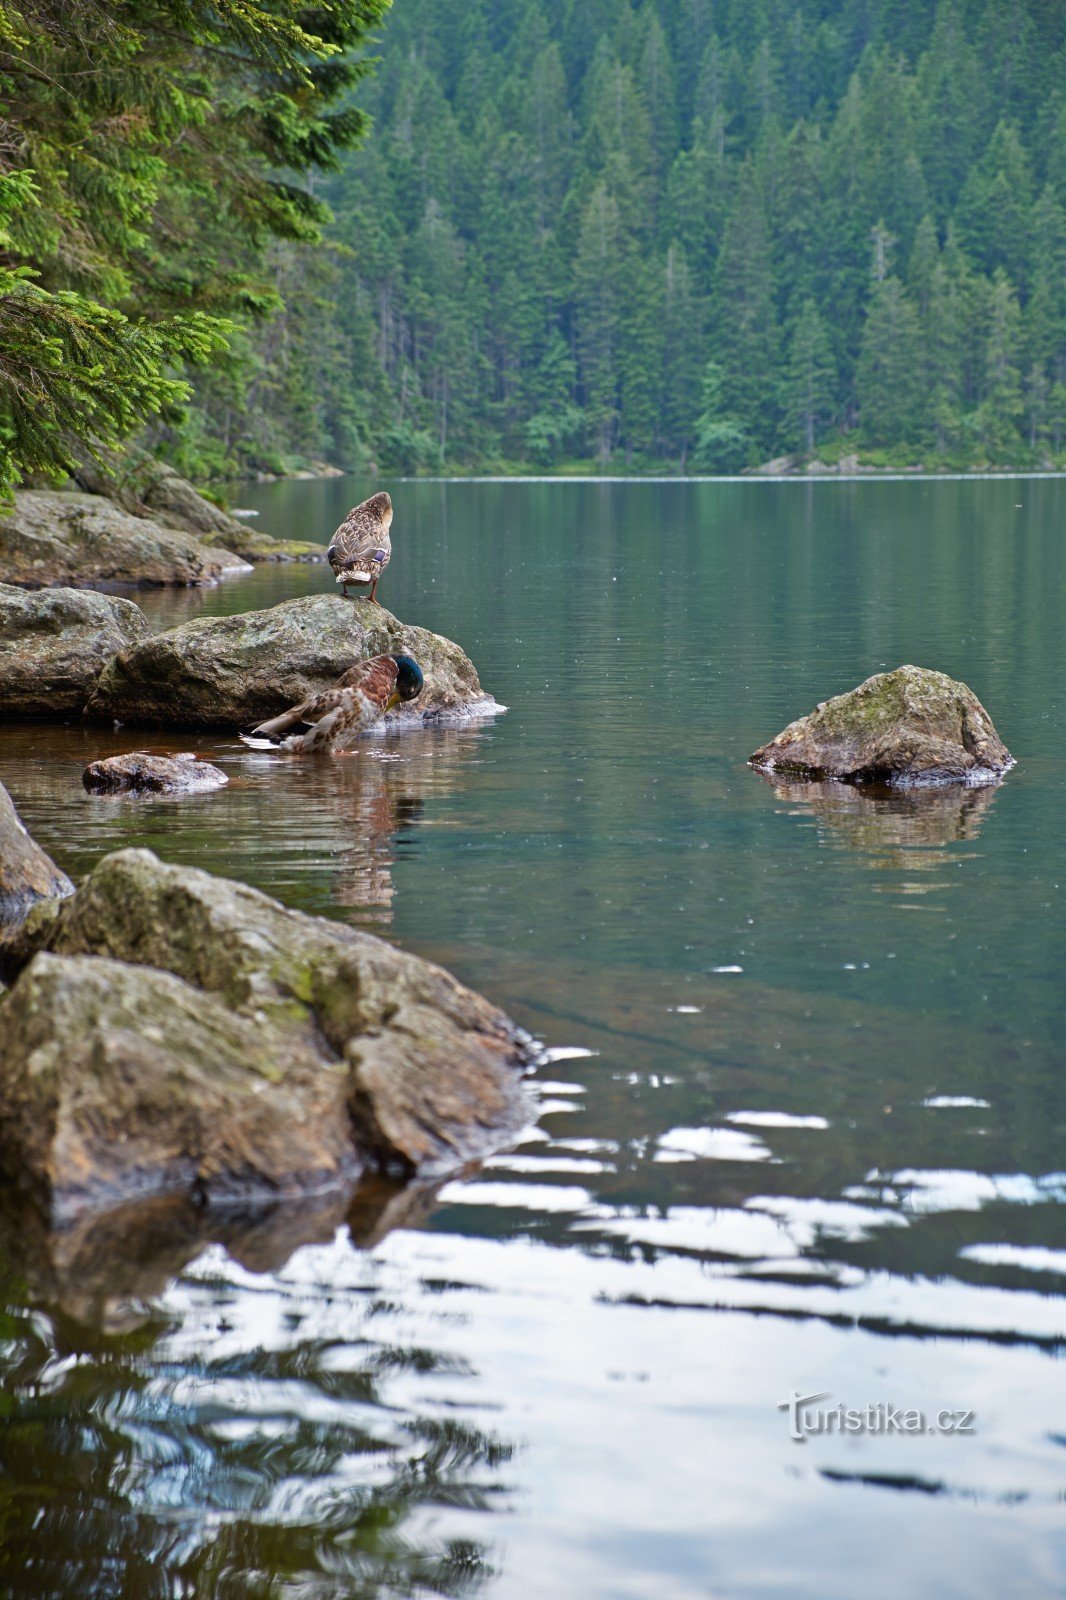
[778,1391,976,1443]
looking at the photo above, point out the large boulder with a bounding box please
[0,849,531,1219]
[0,780,73,928]
[749,665,1013,785]
[87,593,501,730]
[141,466,324,563]
[0,490,250,588]
[0,583,150,718]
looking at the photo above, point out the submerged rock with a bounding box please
[87,593,501,731]
[0,583,150,718]
[0,849,531,1219]
[0,780,73,929]
[0,490,250,589]
[82,751,229,795]
[749,665,1012,785]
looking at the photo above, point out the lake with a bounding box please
[1,476,1064,1599]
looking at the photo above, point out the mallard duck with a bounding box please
[239,654,424,754]
[328,491,393,602]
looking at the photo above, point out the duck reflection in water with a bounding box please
[310,724,491,923]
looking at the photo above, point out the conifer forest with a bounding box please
[2,0,1065,482]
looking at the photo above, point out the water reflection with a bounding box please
[0,721,492,929]
[0,1177,506,1600]
[758,773,1000,897]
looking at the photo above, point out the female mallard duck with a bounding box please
[328,491,393,603]
[240,654,424,754]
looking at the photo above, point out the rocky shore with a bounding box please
[0,472,323,590]
[0,841,534,1221]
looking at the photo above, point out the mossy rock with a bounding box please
[749,665,1013,785]
[86,593,500,731]
[0,849,532,1219]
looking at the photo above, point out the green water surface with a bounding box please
[1,477,1064,1599]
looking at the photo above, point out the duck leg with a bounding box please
[368,576,379,604]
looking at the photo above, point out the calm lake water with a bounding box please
[1,477,1065,1598]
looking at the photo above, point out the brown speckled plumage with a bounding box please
[328,491,393,602]
[240,655,404,754]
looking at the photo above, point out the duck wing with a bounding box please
[334,654,399,711]
[328,494,393,579]
[241,657,400,750]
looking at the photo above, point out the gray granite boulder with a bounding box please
[749,666,1013,785]
[87,593,501,731]
[0,490,250,588]
[0,583,149,718]
[0,849,532,1219]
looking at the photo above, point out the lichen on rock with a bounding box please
[749,665,1013,786]
[87,593,502,731]
[0,583,150,718]
[0,849,533,1219]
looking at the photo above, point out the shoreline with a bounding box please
[222,466,1066,491]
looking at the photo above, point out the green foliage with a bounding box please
[314,0,1066,472]
[0,0,388,491]
[8,0,1064,481]
[693,362,749,472]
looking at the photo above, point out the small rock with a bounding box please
[82,752,229,795]
[749,665,1013,786]
[0,780,73,929]
[87,594,502,731]
[0,584,150,718]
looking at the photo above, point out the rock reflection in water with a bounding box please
[0,1173,505,1600]
[758,773,1000,895]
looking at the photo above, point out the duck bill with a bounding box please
[385,690,402,710]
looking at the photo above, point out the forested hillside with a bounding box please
[3,0,1064,485]
[280,0,1065,475]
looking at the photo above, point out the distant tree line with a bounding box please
[264,0,1063,475]
[3,0,1063,486]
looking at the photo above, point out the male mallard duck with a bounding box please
[239,654,424,754]
[328,491,393,602]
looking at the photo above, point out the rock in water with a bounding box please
[0,780,73,927]
[749,665,1013,785]
[0,490,250,588]
[0,849,531,1218]
[87,593,501,731]
[0,584,150,718]
[83,752,229,795]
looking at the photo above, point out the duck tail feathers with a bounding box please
[239,733,278,750]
